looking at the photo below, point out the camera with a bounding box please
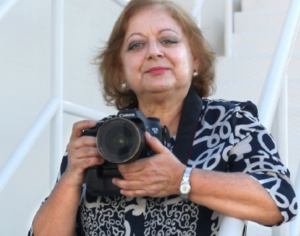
[82,109,168,196]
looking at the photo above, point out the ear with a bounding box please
[193,56,199,72]
[118,67,125,84]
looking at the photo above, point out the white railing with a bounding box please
[50,0,64,187]
[1,0,299,235]
[0,0,18,21]
[257,0,300,235]
[224,0,233,57]
[0,97,60,193]
[192,0,205,28]
[0,0,107,194]
[258,0,300,131]
[219,216,245,236]
[223,0,300,235]
[112,0,130,8]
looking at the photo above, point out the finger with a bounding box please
[70,120,97,141]
[112,179,149,197]
[120,189,147,198]
[69,136,98,149]
[80,156,104,169]
[70,156,104,170]
[72,147,102,159]
[145,132,169,154]
[113,178,162,198]
[112,178,141,190]
[118,160,145,174]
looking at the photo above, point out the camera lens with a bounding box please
[96,118,144,163]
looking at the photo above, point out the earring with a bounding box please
[193,71,199,77]
[121,81,127,90]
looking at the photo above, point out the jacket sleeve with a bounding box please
[227,101,298,225]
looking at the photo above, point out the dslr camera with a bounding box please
[82,109,168,196]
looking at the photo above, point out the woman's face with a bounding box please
[120,6,198,99]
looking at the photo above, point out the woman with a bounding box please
[29,0,297,235]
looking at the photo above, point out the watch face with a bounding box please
[180,184,191,194]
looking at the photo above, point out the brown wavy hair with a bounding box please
[95,0,216,110]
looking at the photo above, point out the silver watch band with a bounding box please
[179,167,193,201]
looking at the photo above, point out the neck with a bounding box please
[137,91,187,137]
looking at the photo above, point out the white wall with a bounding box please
[201,0,241,55]
[0,0,235,234]
[0,0,121,235]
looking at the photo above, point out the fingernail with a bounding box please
[145,132,151,138]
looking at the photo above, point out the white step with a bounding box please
[215,57,300,80]
[288,107,300,182]
[212,57,300,105]
[241,0,290,12]
[234,11,286,33]
[233,32,300,56]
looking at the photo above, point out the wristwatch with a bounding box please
[179,167,193,201]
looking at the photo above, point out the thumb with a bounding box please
[145,132,169,154]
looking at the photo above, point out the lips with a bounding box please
[146,67,168,75]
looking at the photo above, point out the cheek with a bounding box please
[173,45,194,66]
[174,51,194,77]
[123,54,143,72]
[122,58,143,87]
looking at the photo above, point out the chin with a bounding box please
[145,86,173,94]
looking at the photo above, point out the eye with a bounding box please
[161,38,178,45]
[128,42,144,51]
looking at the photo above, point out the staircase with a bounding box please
[0,0,299,235]
[211,0,300,235]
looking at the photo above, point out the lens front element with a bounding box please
[96,118,142,163]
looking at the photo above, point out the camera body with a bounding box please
[82,109,164,196]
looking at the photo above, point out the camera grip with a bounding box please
[85,164,123,196]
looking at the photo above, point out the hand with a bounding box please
[64,120,104,187]
[113,132,186,198]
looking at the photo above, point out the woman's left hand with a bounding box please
[113,132,186,198]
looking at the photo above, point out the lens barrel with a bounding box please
[96,118,145,163]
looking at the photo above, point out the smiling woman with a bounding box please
[119,7,198,116]
[29,0,297,236]
[98,0,215,111]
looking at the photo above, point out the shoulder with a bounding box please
[200,98,260,125]
[198,98,265,140]
[201,98,258,118]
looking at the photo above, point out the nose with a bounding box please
[146,40,164,59]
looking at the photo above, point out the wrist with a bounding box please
[173,164,186,195]
[179,166,193,201]
[60,173,84,192]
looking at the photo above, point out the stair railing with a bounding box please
[224,0,300,235]
[0,0,107,194]
[0,0,18,21]
[1,0,299,235]
[224,0,233,57]
[113,0,130,8]
[0,0,245,235]
[192,0,205,28]
[257,0,300,235]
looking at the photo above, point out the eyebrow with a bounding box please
[125,28,179,43]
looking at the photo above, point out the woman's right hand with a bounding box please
[64,120,104,187]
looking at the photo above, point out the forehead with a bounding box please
[125,6,183,35]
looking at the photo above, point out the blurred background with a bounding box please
[0,0,299,235]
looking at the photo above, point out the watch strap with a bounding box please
[180,167,193,201]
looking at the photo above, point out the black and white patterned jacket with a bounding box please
[28,97,298,236]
